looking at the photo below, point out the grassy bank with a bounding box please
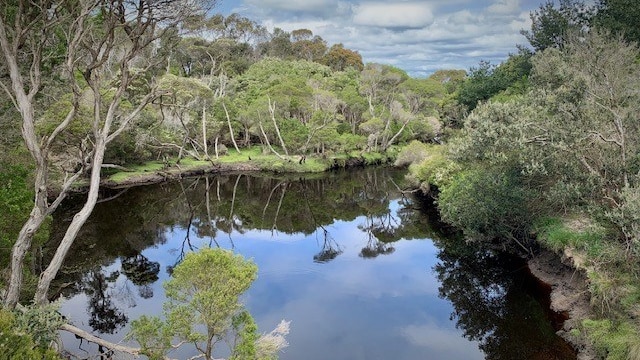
[534,217,640,360]
[101,146,397,186]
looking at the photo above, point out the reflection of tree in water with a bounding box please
[53,168,437,335]
[84,270,128,334]
[121,254,160,299]
[434,238,576,359]
[313,228,343,263]
[358,214,396,259]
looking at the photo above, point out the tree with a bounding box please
[0,0,216,308]
[593,0,640,45]
[456,49,532,111]
[321,44,363,72]
[129,248,289,360]
[529,31,640,252]
[291,29,327,62]
[444,31,640,254]
[521,0,592,51]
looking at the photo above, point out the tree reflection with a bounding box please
[84,270,128,334]
[313,228,343,263]
[51,168,439,334]
[121,254,160,299]
[434,237,576,359]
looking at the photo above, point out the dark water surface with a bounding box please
[50,167,576,359]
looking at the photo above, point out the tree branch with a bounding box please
[60,323,141,356]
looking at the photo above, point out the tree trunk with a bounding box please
[258,117,286,160]
[34,137,106,304]
[6,208,46,307]
[222,102,240,153]
[384,119,410,150]
[214,136,219,160]
[268,97,288,156]
[202,105,209,159]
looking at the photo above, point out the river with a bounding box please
[47,167,576,359]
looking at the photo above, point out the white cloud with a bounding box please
[227,0,540,76]
[353,2,435,29]
[244,0,337,12]
[487,0,521,15]
[402,322,483,359]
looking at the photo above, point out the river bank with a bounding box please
[528,250,597,360]
[62,147,396,193]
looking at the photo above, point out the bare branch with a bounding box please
[60,323,141,356]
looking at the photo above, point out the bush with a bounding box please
[406,144,459,191]
[0,308,62,360]
[394,141,430,167]
[438,168,536,252]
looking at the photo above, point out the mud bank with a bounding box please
[528,250,597,360]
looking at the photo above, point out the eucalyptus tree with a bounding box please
[291,29,328,63]
[358,64,418,150]
[0,0,216,308]
[322,43,364,72]
[234,58,333,156]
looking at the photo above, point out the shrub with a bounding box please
[0,307,62,360]
[394,141,430,167]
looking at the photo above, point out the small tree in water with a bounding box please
[129,248,289,359]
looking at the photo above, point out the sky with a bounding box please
[216,0,543,77]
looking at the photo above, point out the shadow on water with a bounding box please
[45,167,576,359]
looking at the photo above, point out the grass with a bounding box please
[582,319,640,360]
[106,161,166,182]
[534,216,607,257]
[103,146,396,184]
[534,215,640,359]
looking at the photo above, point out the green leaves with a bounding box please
[130,248,258,359]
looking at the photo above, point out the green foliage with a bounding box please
[438,168,535,250]
[456,49,532,111]
[0,163,51,298]
[394,141,431,167]
[407,144,459,190]
[337,133,366,151]
[0,308,62,360]
[230,310,259,360]
[602,186,640,257]
[0,165,32,256]
[14,303,65,349]
[593,0,640,45]
[582,319,640,360]
[130,248,259,359]
[129,316,172,360]
[521,0,592,51]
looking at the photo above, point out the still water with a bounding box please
[49,167,575,359]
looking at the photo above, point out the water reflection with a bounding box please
[47,168,575,359]
[434,236,575,359]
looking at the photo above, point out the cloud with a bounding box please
[402,322,483,359]
[227,0,539,76]
[243,0,348,20]
[487,0,521,15]
[353,2,435,29]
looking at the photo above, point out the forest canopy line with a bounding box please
[1,0,639,357]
